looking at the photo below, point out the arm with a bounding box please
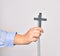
[0,27,43,47]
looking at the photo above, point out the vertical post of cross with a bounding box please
[34,13,47,56]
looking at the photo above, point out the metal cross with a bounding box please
[34,13,47,27]
[34,13,47,56]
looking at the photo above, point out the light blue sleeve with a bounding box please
[0,30,17,47]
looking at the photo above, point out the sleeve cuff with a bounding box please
[5,32,17,47]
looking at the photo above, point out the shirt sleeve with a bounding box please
[0,29,17,47]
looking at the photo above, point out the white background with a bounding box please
[0,0,60,56]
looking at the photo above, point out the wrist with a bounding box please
[14,34,24,45]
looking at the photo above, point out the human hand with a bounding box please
[14,27,43,45]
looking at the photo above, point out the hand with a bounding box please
[14,27,43,45]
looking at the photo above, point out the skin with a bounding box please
[14,27,43,45]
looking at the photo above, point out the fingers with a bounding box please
[30,27,44,33]
[31,32,41,42]
[31,27,43,37]
[29,27,43,42]
[31,37,38,42]
[25,27,44,43]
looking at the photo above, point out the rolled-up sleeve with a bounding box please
[0,30,17,47]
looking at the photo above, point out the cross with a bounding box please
[34,13,47,56]
[34,13,47,27]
